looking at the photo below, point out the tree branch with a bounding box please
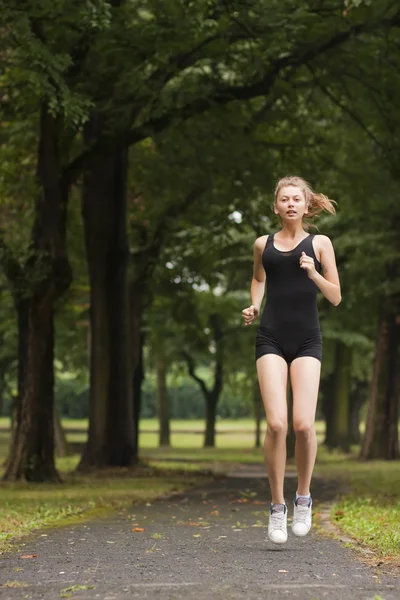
[307,65,385,152]
[182,350,210,398]
[65,13,400,183]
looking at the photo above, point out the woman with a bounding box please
[242,176,341,545]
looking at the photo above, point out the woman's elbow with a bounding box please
[332,293,342,306]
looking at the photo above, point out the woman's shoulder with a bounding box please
[254,234,269,251]
[313,234,333,249]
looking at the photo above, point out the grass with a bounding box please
[314,450,400,561]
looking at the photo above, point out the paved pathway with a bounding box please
[1,467,398,599]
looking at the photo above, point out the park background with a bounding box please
[0,0,400,564]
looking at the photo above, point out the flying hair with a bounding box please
[274,176,336,218]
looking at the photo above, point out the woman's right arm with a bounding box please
[251,236,267,312]
[242,236,267,326]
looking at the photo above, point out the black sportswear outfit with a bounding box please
[255,233,322,364]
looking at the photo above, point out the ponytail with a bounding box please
[307,192,336,217]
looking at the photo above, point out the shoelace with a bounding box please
[294,504,310,523]
[270,511,286,530]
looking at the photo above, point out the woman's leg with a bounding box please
[256,354,288,504]
[290,357,321,495]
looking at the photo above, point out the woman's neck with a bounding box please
[279,223,307,238]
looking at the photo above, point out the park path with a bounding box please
[1,465,399,600]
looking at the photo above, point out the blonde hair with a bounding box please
[274,176,336,218]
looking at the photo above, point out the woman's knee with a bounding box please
[267,418,288,436]
[293,420,315,436]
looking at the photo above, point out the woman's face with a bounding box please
[274,185,308,222]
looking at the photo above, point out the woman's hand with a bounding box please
[242,305,259,326]
[299,251,317,279]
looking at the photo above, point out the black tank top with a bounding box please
[260,233,321,333]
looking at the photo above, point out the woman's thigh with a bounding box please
[290,357,321,429]
[256,354,288,427]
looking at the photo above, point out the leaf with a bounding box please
[132,527,145,532]
[20,555,37,559]
[210,510,219,516]
[193,534,201,538]
[278,570,288,573]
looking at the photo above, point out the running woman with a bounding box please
[242,176,341,544]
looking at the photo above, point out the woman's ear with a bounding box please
[273,202,278,215]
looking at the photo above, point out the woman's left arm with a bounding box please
[300,235,341,306]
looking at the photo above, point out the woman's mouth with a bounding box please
[287,211,296,216]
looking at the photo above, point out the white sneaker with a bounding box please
[267,504,287,544]
[292,495,312,537]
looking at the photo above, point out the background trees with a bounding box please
[1,0,400,480]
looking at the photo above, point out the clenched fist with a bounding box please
[242,305,259,326]
[300,251,317,279]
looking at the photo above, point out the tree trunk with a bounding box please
[322,371,335,447]
[348,380,367,445]
[204,393,218,447]
[79,121,134,468]
[327,342,353,452]
[3,106,71,482]
[253,381,263,449]
[360,303,400,460]
[54,410,69,457]
[382,311,400,459]
[156,354,170,447]
[131,287,145,461]
[360,311,388,459]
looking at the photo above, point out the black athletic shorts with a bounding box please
[255,327,322,365]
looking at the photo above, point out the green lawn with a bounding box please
[314,451,400,562]
[0,417,326,452]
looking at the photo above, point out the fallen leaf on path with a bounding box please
[106,541,116,544]
[193,534,201,538]
[132,528,145,532]
[210,510,220,516]
[20,555,37,559]
[232,498,249,504]
[278,570,288,573]
[252,501,266,505]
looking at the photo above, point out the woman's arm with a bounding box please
[251,236,267,312]
[300,235,341,306]
[242,236,267,326]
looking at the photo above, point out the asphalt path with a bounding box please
[1,466,398,600]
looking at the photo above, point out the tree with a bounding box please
[76,0,400,466]
[0,2,108,481]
